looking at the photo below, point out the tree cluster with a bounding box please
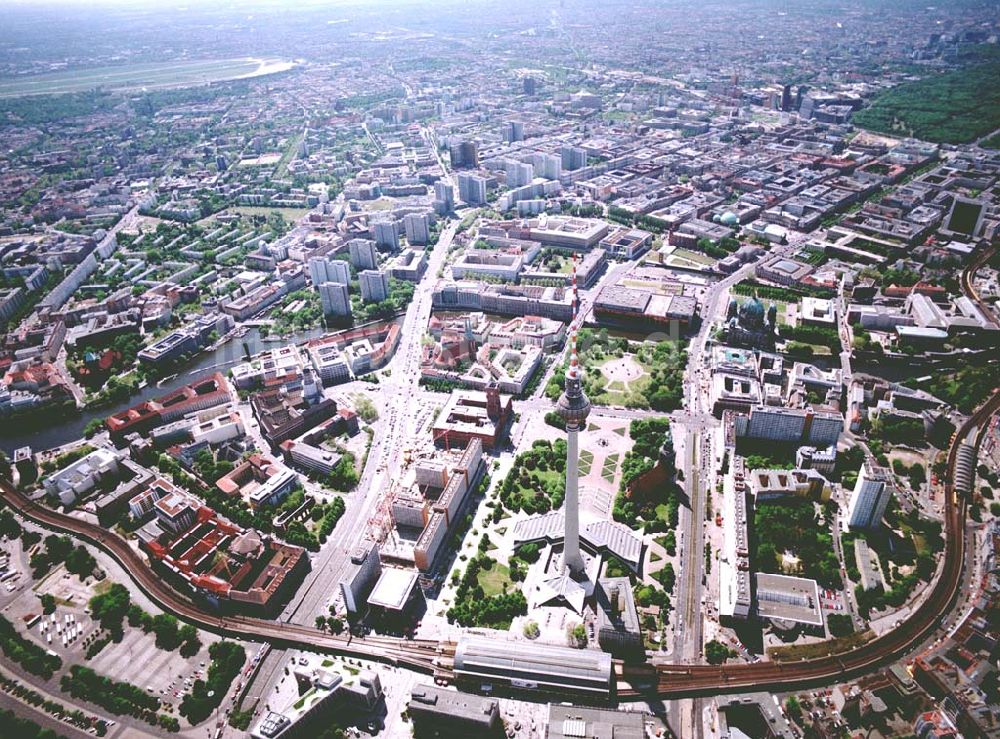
[89,583,132,639]
[498,439,567,514]
[754,502,842,589]
[0,615,62,679]
[60,665,178,731]
[704,639,734,665]
[613,418,678,532]
[446,554,527,629]
[0,707,65,739]
[30,535,95,580]
[853,59,1000,144]
[180,641,246,725]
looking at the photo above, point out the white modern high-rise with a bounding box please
[556,259,589,578]
[318,282,351,317]
[530,152,562,181]
[845,459,894,530]
[433,181,454,214]
[359,270,390,303]
[373,219,399,250]
[502,120,524,143]
[505,160,534,188]
[458,173,488,205]
[404,213,430,245]
[561,145,587,171]
[309,257,350,287]
[348,239,379,271]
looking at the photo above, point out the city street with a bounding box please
[277,216,462,628]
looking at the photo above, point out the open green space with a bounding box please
[731,279,825,302]
[654,532,676,556]
[903,363,999,414]
[612,418,680,534]
[275,131,305,178]
[498,439,566,514]
[534,247,577,274]
[754,501,841,589]
[546,328,687,411]
[448,553,526,630]
[601,453,620,482]
[667,247,716,268]
[477,562,512,597]
[768,630,875,662]
[779,323,842,356]
[853,59,1000,144]
[223,206,310,221]
[0,58,291,98]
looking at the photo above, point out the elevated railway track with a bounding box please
[0,484,448,676]
[2,386,999,701]
[619,388,1000,699]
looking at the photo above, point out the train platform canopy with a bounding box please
[453,636,613,696]
[367,568,419,612]
[754,573,823,627]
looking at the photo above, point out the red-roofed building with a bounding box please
[106,372,231,443]
[138,502,309,615]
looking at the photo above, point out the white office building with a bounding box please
[372,219,399,250]
[530,152,562,181]
[319,282,351,317]
[308,257,350,287]
[502,120,525,142]
[458,173,488,205]
[43,447,120,507]
[403,213,430,245]
[845,459,894,530]
[735,406,843,448]
[348,239,379,271]
[506,160,534,188]
[359,270,390,303]
[433,181,454,214]
[561,145,587,171]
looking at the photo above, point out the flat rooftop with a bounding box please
[409,685,497,723]
[754,573,823,626]
[367,567,419,611]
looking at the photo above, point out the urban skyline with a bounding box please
[0,1,997,738]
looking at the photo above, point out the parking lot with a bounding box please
[819,588,845,613]
[30,608,99,656]
[0,539,29,602]
[2,557,221,713]
[88,626,221,709]
[6,563,104,661]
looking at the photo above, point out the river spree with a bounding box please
[0,327,325,455]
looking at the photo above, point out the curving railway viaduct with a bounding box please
[1,386,998,702]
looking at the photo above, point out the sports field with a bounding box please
[0,58,294,98]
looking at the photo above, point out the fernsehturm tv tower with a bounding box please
[556,256,590,578]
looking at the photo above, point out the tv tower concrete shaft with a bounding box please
[556,255,590,577]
